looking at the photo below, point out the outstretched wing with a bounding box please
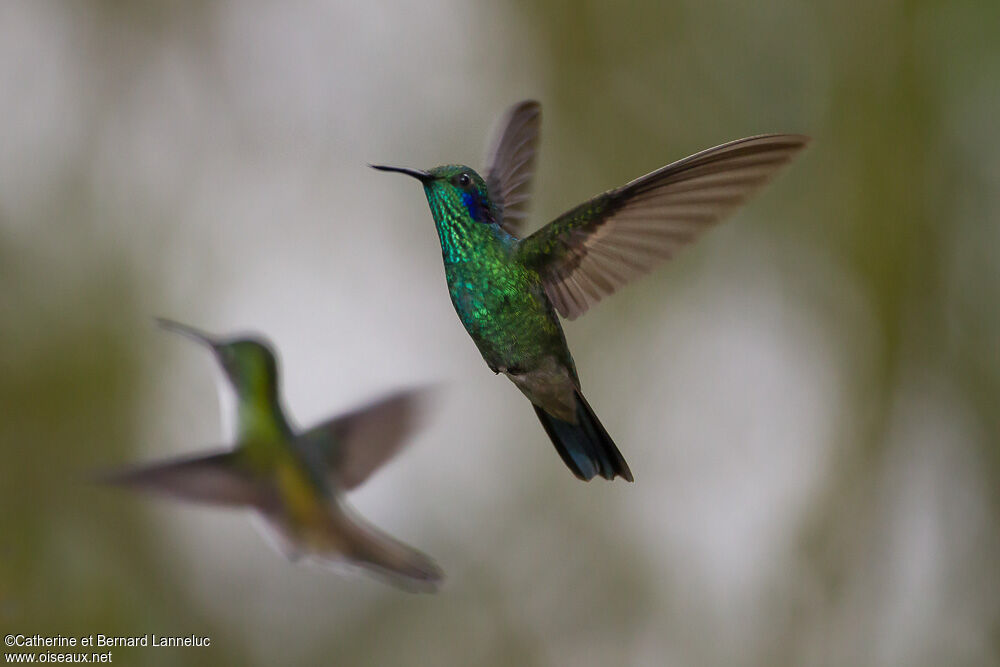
[298,389,429,491]
[516,134,810,319]
[484,100,542,237]
[97,450,270,508]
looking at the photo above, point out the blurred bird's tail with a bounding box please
[533,390,633,482]
[253,503,443,592]
[326,509,444,593]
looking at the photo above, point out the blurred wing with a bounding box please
[484,100,542,237]
[517,134,810,319]
[299,389,428,491]
[98,451,267,508]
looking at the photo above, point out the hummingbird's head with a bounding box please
[213,340,279,398]
[372,164,498,226]
[156,319,279,399]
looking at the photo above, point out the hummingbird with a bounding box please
[100,319,443,591]
[373,100,808,482]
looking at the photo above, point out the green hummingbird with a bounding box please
[374,100,808,482]
[101,319,443,591]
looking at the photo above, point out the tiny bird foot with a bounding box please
[488,363,525,375]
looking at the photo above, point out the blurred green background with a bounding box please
[2,0,998,665]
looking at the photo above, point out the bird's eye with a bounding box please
[456,173,471,188]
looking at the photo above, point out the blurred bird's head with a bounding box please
[156,319,279,400]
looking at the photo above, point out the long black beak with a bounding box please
[156,318,218,349]
[370,164,433,183]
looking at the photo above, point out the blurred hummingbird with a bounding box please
[100,319,443,591]
[374,100,808,482]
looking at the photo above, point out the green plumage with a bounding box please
[100,320,443,590]
[374,100,808,482]
[424,166,576,382]
[378,163,623,480]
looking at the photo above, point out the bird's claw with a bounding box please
[487,363,524,376]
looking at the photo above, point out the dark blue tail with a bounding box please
[533,390,633,482]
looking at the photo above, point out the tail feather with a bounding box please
[335,512,444,592]
[533,390,633,482]
[257,509,443,592]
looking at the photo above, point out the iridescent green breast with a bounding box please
[428,191,570,370]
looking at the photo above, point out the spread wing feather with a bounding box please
[97,451,272,508]
[484,100,542,237]
[516,134,810,319]
[298,389,429,491]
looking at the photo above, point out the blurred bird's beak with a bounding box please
[370,165,433,183]
[156,318,219,350]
